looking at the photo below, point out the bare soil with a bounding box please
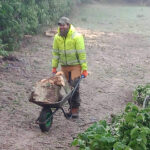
[1,3,150,150]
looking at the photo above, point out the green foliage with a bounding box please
[72,103,150,150]
[111,103,150,150]
[133,84,150,105]
[0,0,22,51]
[113,142,131,150]
[0,39,8,56]
[0,0,72,54]
[72,120,116,150]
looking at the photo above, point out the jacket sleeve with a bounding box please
[75,35,87,71]
[52,35,59,68]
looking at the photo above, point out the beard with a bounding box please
[60,28,69,37]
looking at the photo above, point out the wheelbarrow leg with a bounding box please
[59,107,71,119]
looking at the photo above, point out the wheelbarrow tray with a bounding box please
[30,77,82,108]
[30,90,72,108]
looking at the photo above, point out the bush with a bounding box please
[0,0,73,54]
[72,103,150,150]
[0,39,8,56]
[133,84,150,105]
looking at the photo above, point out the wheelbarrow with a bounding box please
[29,76,83,132]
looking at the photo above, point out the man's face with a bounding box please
[59,24,70,37]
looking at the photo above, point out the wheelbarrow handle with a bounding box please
[81,75,85,78]
[70,76,83,98]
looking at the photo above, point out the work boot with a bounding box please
[66,108,79,119]
[71,108,79,118]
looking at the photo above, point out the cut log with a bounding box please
[45,29,56,37]
[29,73,71,105]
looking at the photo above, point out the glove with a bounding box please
[81,70,88,78]
[52,68,57,74]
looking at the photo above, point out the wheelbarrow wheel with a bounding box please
[38,107,53,132]
[143,95,150,108]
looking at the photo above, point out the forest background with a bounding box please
[0,0,150,56]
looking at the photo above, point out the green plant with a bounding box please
[111,103,150,150]
[0,39,8,56]
[72,103,150,150]
[72,120,116,150]
[0,0,73,52]
[133,84,150,105]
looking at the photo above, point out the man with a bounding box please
[51,16,88,118]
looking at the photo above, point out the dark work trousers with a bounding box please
[61,65,81,108]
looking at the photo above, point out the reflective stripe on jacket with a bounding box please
[52,25,87,70]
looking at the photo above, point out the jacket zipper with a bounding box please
[64,37,67,65]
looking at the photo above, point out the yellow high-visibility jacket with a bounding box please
[52,25,87,71]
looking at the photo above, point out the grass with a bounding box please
[72,3,150,36]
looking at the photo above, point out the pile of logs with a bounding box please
[29,72,71,105]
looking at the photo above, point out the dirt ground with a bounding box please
[0,2,150,150]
